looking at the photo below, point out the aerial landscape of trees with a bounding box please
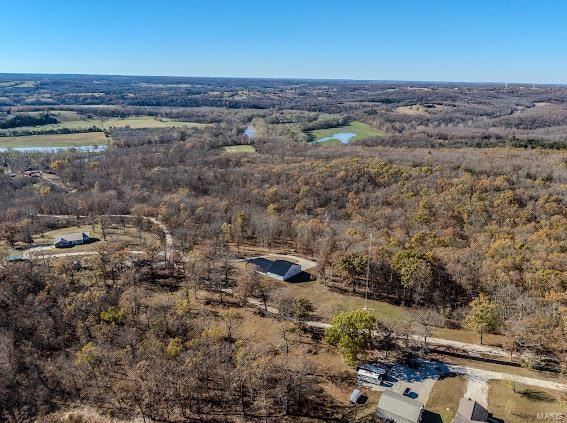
[0,75,565,421]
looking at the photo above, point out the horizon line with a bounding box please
[0,72,565,87]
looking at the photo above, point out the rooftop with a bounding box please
[248,258,298,277]
[266,259,296,277]
[248,257,273,273]
[457,397,489,422]
[54,232,89,242]
[377,390,423,423]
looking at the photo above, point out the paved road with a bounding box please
[463,377,489,408]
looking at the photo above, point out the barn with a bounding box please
[248,257,302,281]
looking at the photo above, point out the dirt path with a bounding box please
[305,320,522,361]
[28,214,561,379]
[24,249,98,260]
[240,300,567,392]
[463,377,489,408]
[421,335,512,359]
[32,214,171,260]
[447,363,567,393]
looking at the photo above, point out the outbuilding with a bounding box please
[349,389,368,404]
[266,259,301,281]
[54,232,91,248]
[248,257,302,281]
[376,390,423,423]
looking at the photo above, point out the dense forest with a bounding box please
[0,75,566,422]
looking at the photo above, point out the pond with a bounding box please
[244,126,256,139]
[311,132,357,144]
[0,145,108,153]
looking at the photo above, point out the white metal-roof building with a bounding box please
[376,390,423,423]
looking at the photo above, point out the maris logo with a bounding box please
[537,413,566,421]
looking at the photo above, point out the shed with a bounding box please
[7,255,25,262]
[376,390,423,423]
[349,389,368,404]
[453,397,489,423]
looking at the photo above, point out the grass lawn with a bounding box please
[431,327,504,348]
[488,380,567,422]
[425,375,467,422]
[264,277,410,323]
[307,121,386,144]
[29,223,159,255]
[233,245,559,350]
[0,132,108,148]
[223,145,256,153]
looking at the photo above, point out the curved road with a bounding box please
[28,214,172,261]
[29,213,561,384]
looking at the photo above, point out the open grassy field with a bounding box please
[263,277,410,322]
[425,375,468,422]
[0,115,209,136]
[0,120,100,135]
[223,145,256,153]
[488,380,567,422]
[432,327,504,348]
[101,116,208,129]
[29,222,160,255]
[307,121,386,144]
[0,132,108,148]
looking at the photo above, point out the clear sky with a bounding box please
[1,0,566,83]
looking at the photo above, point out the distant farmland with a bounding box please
[307,121,386,144]
[223,145,256,153]
[101,117,209,130]
[0,132,108,148]
[0,115,209,136]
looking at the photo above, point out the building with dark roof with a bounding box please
[349,388,367,404]
[54,232,91,248]
[248,257,273,273]
[248,257,302,281]
[453,397,489,423]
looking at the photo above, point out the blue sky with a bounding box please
[1,0,566,83]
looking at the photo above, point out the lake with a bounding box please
[311,132,357,144]
[0,145,108,153]
[244,127,256,139]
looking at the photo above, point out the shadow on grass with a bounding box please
[286,271,314,283]
[518,388,556,403]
